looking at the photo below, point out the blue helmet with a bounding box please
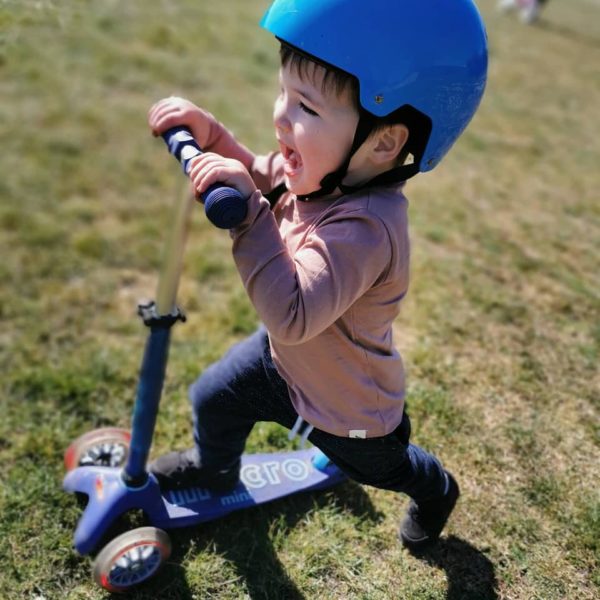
[261,0,488,173]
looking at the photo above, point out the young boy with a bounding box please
[148,0,487,550]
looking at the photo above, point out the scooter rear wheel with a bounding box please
[92,526,171,593]
[64,427,131,471]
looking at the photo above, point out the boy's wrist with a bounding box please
[189,108,218,150]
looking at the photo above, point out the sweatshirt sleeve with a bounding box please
[230,193,391,345]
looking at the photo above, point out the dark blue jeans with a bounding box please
[189,328,448,503]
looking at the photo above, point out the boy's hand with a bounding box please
[148,96,215,148]
[188,153,257,201]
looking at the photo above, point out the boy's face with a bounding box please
[274,62,360,196]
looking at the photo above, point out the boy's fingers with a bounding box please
[149,106,182,133]
[152,105,179,121]
[148,97,182,122]
[148,104,166,127]
[148,98,171,118]
[197,165,245,197]
[188,154,224,180]
[189,157,225,190]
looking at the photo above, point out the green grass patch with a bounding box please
[1,0,599,598]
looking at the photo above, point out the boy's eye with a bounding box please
[299,102,319,117]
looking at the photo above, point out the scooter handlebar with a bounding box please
[160,126,247,229]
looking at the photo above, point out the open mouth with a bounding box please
[279,140,303,176]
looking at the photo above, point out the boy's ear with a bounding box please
[370,124,409,164]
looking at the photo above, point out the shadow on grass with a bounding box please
[159,481,381,599]
[408,535,498,600]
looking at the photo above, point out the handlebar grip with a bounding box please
[160,126,248,229]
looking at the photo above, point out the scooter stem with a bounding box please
[121,323,167,485]
[156,183,196,315]
[122,184,192,485]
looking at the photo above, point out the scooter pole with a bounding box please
[122,128,246,486]
[121,322,173,486]
[121,183,193,487]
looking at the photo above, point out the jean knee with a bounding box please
[188,365,227,417]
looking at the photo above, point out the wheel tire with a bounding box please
[64,427,131,471]
[92,527,171,593]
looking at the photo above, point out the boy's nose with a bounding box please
[275,121,291,134]
[273,101,291,133]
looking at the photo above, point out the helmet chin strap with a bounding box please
[297,112,375,201]
[297,111,420,200]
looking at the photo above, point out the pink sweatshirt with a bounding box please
[204,119,409,438]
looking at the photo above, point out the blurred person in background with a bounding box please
[498,0,550,24]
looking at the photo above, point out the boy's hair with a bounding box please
[280,43,431,167]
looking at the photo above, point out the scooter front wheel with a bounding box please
[64,427,131,471]
[92,526,171,593]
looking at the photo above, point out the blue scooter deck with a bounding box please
[63,447,345,555]
[155,447,345,528]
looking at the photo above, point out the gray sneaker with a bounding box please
[149,447,240,492]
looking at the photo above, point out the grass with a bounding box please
[0,0,598,598]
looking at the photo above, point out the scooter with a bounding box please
[62,127,346,593]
